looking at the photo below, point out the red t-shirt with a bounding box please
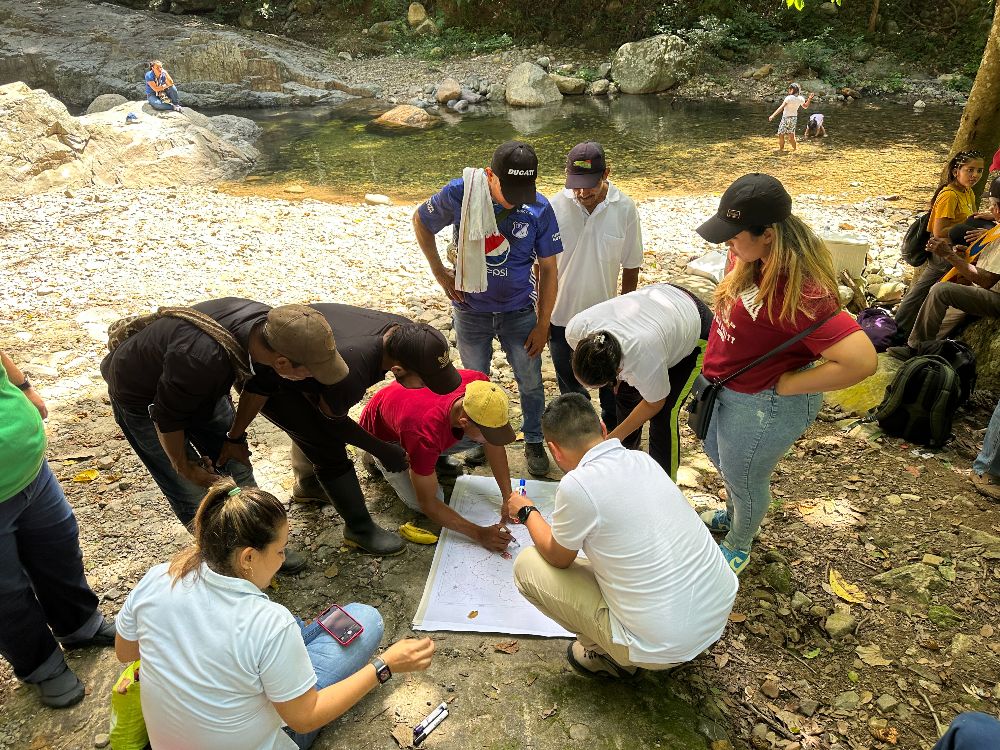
[359,369,488,476]
[703,279,860,394]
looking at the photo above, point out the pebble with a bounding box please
[94,734,110,748]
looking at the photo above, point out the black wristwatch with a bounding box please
[517,505,539,525]
[372,657,392,684]
[16,378,31,392]
[224,433,247,444]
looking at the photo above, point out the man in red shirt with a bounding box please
[360,371,516,551]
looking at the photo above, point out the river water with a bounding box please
[232,96,961,204]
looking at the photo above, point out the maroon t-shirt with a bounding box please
[703,278,860,394]
[359,369,488,476]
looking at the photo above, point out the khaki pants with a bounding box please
[907,282,1000,347]
[512,548,678,671]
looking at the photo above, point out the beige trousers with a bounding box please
[512,548,678,671]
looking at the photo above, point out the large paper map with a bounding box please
[412,475,572,638]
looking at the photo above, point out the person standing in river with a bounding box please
[413,140,563,477]
[768,83,813,152]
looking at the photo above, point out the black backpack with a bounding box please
[913,339,977,406]
[873,355,961,447]
[901,212,931,267]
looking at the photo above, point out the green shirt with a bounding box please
[0,362,46,501]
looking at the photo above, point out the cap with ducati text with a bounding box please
[463,380,517,446]
[696,173,793,244]
[264,305,349,386]
[491,141,538,207]
[389,323,462,395]
[565,141,607,189]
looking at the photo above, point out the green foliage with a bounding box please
[785,31,837,79]
[394,26,515,58]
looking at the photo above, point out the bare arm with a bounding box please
[505,494,577,568]
[620,267,640,295]
[215,391,269,468]
[155,425,218,488]
[525,254,558,356]
[769,103,784,120]
[484,442,513,506]
[800,93,814,110]
[413,209,463,303]
[930,238,1000,289]
[607,397,665,443]
[775,330,877,396]
[115,634,141,663]
[410,470,511,551]
[1,350,47,418]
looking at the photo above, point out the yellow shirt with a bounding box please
[929,185,976,234]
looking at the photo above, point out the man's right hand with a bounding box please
[181,459,218,488]
[381,637,435,674]
[434,267,465,303]
[476,523,514,552]
[379,442,409,474]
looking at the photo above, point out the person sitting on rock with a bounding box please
[145,60,181,112]
[359,370,516,551]
[507,394,738,678]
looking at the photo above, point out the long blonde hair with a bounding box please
[714,214,839,324]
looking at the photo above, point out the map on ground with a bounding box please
[412,475,572,638]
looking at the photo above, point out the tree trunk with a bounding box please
[951,0,1000,199]
[867,0,880,35]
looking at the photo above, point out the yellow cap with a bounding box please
[463,381,516,446]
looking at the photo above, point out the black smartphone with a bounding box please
[316,605,364,645]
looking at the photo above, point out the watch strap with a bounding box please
[16,378,31,392]
[372,657,392,684]
[518,505,539,524]
[224,433,247,444]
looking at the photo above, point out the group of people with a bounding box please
[6,131,999,749]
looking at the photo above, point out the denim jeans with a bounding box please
[452,307,545,443]
[933,712,1000,750]
[548,324,618,430]
[286,603,384,749]
[973,396,1000,476]
[146,86,179,110]
[110,396,256,527]
[702,386,822,553]
[0,461,103,682]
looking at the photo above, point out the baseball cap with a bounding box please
[989,178,1000,200]
[565,141,607,189]
[491,141,538,207]
[696,173,793,244]
[264,305,348,386]
[388,323,461,395]
[463,381,517,446]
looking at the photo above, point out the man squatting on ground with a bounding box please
[507,394,738,678]
[414,140,563,477]
[359,369,518,551]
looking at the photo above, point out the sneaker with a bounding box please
[524,442,550,476]
[972,472,1000,501]
[719,542,750,575]
[566,641,637,679]
[35,663,85,709]
[700,509,731,533]
[463,444,487,467]
[63,617,116,651]
[886,345,916,361]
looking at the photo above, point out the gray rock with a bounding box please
[505,62,562,107]
[850,44,874,63]
[586,79,610,96]
[406,97,427,108]
[762,561,794,595]
[819,1,838,13]
[876,694,898,711]
[550,74,587,95]
[597,62,612,80]
[94,733,110,748]
[337,51,353,61]
[486,83,506,101]
[825,608,857,639]
[611,34,691,94]
[790,591,813,610]
[369,20,400,40]
[459,88,483,104]
[607,82,619,96]
[210,114,262,146]
[435,77,462,104]
[535,55,550,71]
[832,690,860,712]
[452,99,469,112]
[872,563,946,604]
[414,18,438,36]
[423,83,435,95]
[86,93,128,114]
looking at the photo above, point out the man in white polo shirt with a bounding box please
[507,394,738,678]
[548,142,642,431]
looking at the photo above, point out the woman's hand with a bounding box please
[381,637,435,674]
[774,371,794,396]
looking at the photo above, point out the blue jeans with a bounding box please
[703,386,822,553]
[0,461,103,682]
[973,396,1000,476]
[452,307,545,443]
[548,324,618,430]
[287,603,384,749]
[934,712,1000,750]
[146,86,179,110]
[110,396,256,527]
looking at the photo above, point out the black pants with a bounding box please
[260,390,355,477]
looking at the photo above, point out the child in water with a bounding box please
[768,83,814,152]
[804,112,827,138]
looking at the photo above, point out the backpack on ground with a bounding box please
[856,307,897,352]
[901,212,931,267]
[913,338,977,406]
[873,354,961,448]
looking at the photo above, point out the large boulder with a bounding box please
[505,62,562,107]
[611,34,690,94]
[86,93,129,114]
[435,78,462,104]
[368,104,440,132]
[0,0,372,109]
[407,2,427,27]
[961,319,1000,390]
[0,82,258,195]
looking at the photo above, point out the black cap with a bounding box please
[491,141,538,206]
[390,324,462,395]
[990,178,1000,200]
[696,174,793,244]
[565,141,607,189]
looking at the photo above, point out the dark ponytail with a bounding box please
[572,331,623,388]
[169,478,287,584]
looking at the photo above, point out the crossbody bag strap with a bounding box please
[715,310,839,387]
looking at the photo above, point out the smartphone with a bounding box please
[316,605,363,645]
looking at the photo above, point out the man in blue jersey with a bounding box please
[413,141,563,476]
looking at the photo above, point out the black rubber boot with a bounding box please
[316,470,404,556]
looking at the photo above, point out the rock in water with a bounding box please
[549,74,587,95]
[505,63,562,107]
[611,34,691,94]
[407,2,427,27]
[368,104,440,131]
[435,78,462,105]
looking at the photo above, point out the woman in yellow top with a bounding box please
[894,150,986,336]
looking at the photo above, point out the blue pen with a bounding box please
[518,478,526,496]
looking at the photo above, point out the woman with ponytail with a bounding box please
[115,479,434,749]
[695,174,876,574]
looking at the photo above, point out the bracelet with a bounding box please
[224,433,247,444]
[16,378,31,392]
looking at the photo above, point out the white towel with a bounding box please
[455,167,496,293]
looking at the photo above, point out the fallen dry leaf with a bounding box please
[390,723,413,749]
[714,653,730,669]
[541,704,558,719]
[856,643,892,667]
[728,612,747,623]
[829,568,867,603]
[71,468,99,482]
[981,624,995,638]
[467,610,478,619]
[494,640,519,654]
[904,465,921,478]
[870,726,899,744]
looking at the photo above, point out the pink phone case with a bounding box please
[316,605,363,645]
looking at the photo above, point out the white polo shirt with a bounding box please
[552,439,738,664]
[549,182,643,328]
[116,563,316,750]
[564,283,702,402]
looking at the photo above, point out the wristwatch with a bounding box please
[16,378,31,392]
[371,657,392,685]
[517,505,539,525]
[224,433,247,444]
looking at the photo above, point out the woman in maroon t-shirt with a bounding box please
[694,174,877,574]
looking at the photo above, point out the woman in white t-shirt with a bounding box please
[768,83,814,152]
[565,283,713,481]
[115,480,434,750]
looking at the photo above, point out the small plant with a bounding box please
[395,27,514,58]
